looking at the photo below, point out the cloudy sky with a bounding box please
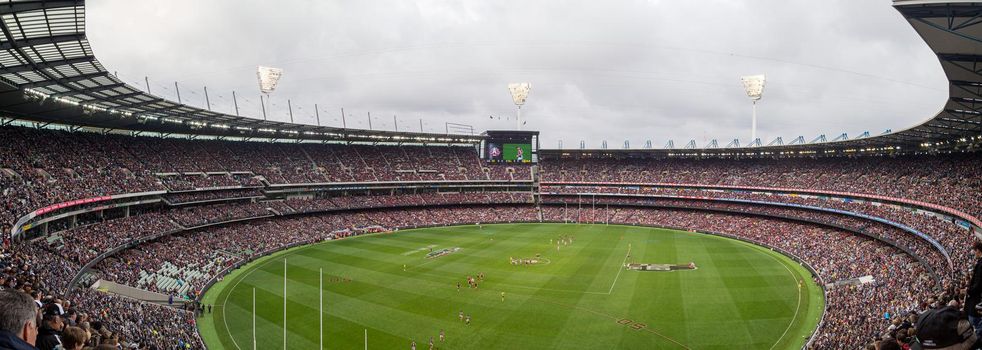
[87,0,946,148]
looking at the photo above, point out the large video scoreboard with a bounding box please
[481,130,539,163]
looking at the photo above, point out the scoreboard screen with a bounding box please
[486,143,532,163]
[482,130,538,163]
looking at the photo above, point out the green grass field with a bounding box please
[197,223,823,349]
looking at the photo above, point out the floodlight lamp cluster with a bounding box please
[741,75,766,101]
[257,66,284,94]
[508,83,531,106]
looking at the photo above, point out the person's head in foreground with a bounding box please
[0,289,39,349]
[917,306,978,350]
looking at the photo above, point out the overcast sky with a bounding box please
[87,0,946,148]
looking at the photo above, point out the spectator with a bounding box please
[35,306,63,350]
[56,327,86,350]
[0,290,38,350]
[916,306,978,349]
[876,339,901,350]
[966,241,982,338]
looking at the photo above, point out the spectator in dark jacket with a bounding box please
[0,289,39,350]
[965,241,982,338]
[34,307,62,350]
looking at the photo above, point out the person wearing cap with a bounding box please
[35,305,63,350]
[965,241,982,338]
[917,306,978,350]
[0,289,38,350]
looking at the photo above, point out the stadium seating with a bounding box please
[1,125,980,349]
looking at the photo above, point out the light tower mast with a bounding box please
[740,75,766,146]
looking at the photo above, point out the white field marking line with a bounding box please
[219,230,415,350]
[224,235,466,349]
[495,246,632,296]
[405,257,440,270]
[493,281,611,295]
[606,244,633,295]
[401,244,437,256]
[763,248,803,350]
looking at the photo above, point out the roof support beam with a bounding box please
[117,98,166,109]
[70,82,127,95]
[1,55,95,74]
[25,71,112,89]
[0,33,85,51]
[0,0,80,15]
[99,91,145,102]
[938,116,982,125]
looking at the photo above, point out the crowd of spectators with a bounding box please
[539,153,982,225]
[54,213,180,267]
[158,173,262,191]
[167,202,271,228]
[1,125,981,349]
[0,126,529,236]
[273,192,532,215]
[1,241,201,349]
[164,188,263,204]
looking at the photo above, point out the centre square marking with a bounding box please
[617,318,648,331]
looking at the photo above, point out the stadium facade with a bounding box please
[0,0,979,349]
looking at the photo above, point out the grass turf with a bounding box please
[197,223,823,349]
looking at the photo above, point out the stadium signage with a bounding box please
[34,195,112,215]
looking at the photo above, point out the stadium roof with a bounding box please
[0,0,482,144]
[0,0,976,151]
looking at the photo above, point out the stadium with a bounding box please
[0,0,979,349]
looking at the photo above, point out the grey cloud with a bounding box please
[87,0,946,147]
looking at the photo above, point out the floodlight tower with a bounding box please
[257,66,284,120]
[740,74,765,145]
[508,83,531,130]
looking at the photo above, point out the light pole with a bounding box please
[740,74,765,146]
[508,83,531,130]
[257,66,284,121]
